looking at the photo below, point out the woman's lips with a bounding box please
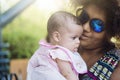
[80,34,89,40]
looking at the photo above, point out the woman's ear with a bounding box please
[52,31,61,42]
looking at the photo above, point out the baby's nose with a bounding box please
[76,38,80,44]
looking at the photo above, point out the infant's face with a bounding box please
[59,22,83,52]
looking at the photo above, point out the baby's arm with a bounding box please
[56,58,78,80]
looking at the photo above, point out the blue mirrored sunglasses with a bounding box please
[76,9,105,33]
[90,18,104,33]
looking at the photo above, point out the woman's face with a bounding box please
[80,5,107,49]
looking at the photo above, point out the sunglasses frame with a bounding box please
[76,8,105,33]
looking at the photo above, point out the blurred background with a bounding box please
[0,0,120,80]
[1,0,72,59]
[0,0,74,80]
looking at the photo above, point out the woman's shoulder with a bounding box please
[106,48,120,60]
[111,64,120,80]
[114,49,120,60]
[106,48,120,79]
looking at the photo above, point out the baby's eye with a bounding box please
[72,37,77,40]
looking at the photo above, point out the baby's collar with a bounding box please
[39,40,57,49]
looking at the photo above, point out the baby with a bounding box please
[27,11,87,80]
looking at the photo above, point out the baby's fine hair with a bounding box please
[46,11,80,43]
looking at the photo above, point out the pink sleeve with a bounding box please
[49,49,71,61]
[27,52,39,72]
[27,48,44,71]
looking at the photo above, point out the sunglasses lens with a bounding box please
[90,19,104,33]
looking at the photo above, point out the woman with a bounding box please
[71,0,120,80]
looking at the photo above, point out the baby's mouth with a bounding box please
[73,48,78,52]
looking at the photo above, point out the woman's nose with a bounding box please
[83,21,91,32]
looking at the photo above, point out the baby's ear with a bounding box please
[52,31,61,42]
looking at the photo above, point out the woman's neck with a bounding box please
[79,46,103,55]
[79,47,104,69]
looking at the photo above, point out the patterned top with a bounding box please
[79,49,120,80]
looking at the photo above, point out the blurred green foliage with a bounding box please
[2,6,48,59]
[2,0,74,59]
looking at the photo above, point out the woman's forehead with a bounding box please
[85,5,106,22]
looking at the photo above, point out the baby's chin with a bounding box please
[72,48,78,52]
